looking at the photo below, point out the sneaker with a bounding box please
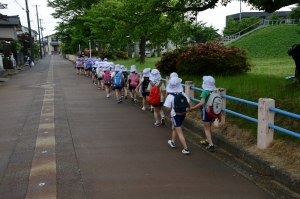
[119,98,122,103]
[182,148,190,154]
[168,140,176,148]
[107,94,110,98]
[117,100,121,104]
[161,117,165,125]
[154,122,160,126]
[142,107,146,111]
[98,87,100,90]
[200,140,209,145]
[134,99,137,103]
[206,145,214,152]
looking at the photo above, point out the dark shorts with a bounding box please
[128,85,137,91]
[105,83,111,86]
[152,102,164,107]
[114,86,122,90]
[201,107,215,122]
[77,67,83,69]
[142,91,149,97]
[98,77,103,80]
[172,114,186,127]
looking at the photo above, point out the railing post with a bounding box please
[257,98,275,149]
[185,81,194,107]
[214,88,226,126]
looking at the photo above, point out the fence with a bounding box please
[163,77,300,149]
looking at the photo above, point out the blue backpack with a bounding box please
[113,72,124,88]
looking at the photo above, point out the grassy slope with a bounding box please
[229,25,300,59]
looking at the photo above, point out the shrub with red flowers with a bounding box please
[156,41,252,76]
[155,47,190,75]
[99,50,129,60]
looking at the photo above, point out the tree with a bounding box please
[223,16,261,36]
[268,12,281,20]
[288,4,300,19]
[153,0,299,17]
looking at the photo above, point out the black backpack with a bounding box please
[288,44,300,56]
[171,93,190,114]
[142,77,150,90]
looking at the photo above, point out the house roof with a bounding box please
[0,15,21,27]
[226,11,290,21]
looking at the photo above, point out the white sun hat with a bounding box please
[202,76,216,91]
[130,65,137,73]
[142,68,151,77]
[149,69,161,81]
[166,76,183,93]
[170,72,178,79]
[114,64,121,72]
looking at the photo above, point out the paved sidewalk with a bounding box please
[0,55,274,199]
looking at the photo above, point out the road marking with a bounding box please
[26,57,57,199]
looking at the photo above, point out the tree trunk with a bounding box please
[127,41,132,58]
[97,43,102,57]
[157,45,161,57]
[134,42,139,58]
[140,36,146,64]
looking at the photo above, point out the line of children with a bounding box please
[74,59,216,154]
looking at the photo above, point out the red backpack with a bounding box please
[148,81,163,106]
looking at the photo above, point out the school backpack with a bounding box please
[129,73,139,87]
[122,71,128,82]
[205,90,223,119]
[113,72,124,88]
[97,68,104,77]
[103,72,111,85]
[142,77,150,90]
[288,44,300,56]
[170,93,190,114]
[148,81,162,106]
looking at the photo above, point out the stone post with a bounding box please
[185,81,194,107]
[257,98,275,149]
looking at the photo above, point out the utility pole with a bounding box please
[40,19,45,56]
[25,0,34,61]
[239,0,242,21]
[35,5,42,59]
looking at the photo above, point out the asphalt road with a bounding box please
[0,55,274,199]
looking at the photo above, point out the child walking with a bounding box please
[135,68,151,110]
[164,77,191,154]
[103,65,112,98]
[189,76,216,152]
[147,69,166,126]
[128,65,140,103]
[111,64,124,103]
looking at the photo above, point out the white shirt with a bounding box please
[164,92,190,117]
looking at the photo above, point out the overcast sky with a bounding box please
[1,0,296,36]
